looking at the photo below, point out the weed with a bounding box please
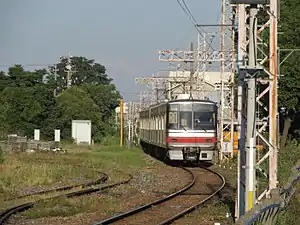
[1,143,148,217]
[101,136,120,146]
[0,146,4,164]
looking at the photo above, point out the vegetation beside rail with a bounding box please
[0,143,147,216]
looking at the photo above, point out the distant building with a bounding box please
[167,71,231,102]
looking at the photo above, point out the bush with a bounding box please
[277,140,300,224]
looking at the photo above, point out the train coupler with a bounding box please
[183,147,200,161]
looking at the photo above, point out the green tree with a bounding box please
[83,84,121,121]
[278,0,300,147]
[0,87,46,136]
[0,57,120,142]
[50,56,112,93]
[48,87,104,141]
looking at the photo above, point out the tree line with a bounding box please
[0,56,121,142]
[277,0,300,147]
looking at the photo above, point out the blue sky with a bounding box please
[0,0,221,101]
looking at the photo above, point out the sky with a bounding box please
[0,0,222,101]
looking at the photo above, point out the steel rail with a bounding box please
[92,166,225,225]
[0,173,133,225]
[4,171,109,201]
[157,166,226,225]
[93,166,195,225]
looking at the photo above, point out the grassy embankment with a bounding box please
[0,140,149,218]
[208,141,300,224]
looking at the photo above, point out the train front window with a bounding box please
[179,103,193,130]
[179,112,192,130]
[193,111,215,130]
[168,102,215,130]
[168,104,179,129]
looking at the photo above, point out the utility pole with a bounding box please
[244,4,259,212]
[189,42,195,98]
[52,64,59,97]
[120,99,124,147]
[127,102,133,148]
[236,2,246,219]
[63,53,77,88]
[268,0,279,193]
[220,0,226,161]
[233,0,279,219]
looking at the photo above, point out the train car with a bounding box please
[138,94,218,163]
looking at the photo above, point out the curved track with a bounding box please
[4,171,109,201]
[93,166,225,225]
[0,171,132,225]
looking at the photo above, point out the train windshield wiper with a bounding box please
[180,124,187,131]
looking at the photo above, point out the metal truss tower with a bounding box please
[234,0,279,219]
[219,0,237,160]
[126,101,141,147]
[135,75,168,107]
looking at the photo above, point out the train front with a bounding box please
[167,100,217,162]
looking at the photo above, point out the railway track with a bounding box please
[4,171,109,201]
[93,166,225,225]
[0,169,133,225]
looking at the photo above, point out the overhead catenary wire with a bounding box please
[176,0,217,52]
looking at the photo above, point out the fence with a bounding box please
[236,159,300,225]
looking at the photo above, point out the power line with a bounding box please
[177,0,197,24]
[176,0,216,52]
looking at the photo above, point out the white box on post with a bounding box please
[34,129,40,141]
[54,129,60,142]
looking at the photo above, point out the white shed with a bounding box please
[71,120,92,145]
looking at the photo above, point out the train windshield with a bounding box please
[168,102,216,130]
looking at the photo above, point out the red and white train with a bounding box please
[138,95,218,163]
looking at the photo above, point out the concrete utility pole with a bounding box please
[220,0,226,161]
[63,53,77,88]
[189,42,195,98]
[233,0,279,219]
[236,2,246,218]
[244,4,259,212]
[53,64,59,97]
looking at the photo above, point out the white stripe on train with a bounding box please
[168,131,216,137]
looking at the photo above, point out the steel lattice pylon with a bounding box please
[235,0,279,219]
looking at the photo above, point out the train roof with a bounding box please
[167,98,216,104]
[140,99,217,112]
